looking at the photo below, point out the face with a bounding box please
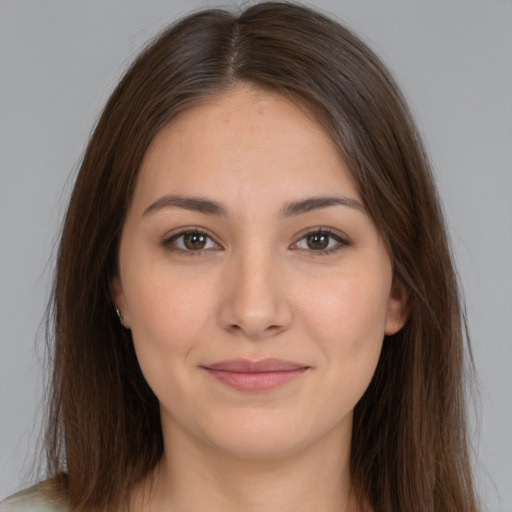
[113,86,408,461]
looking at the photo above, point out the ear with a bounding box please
[111,275,130,328]
[384,276,410,335]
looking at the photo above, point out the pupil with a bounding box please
[307,233,329,250]
[184,233,206,250]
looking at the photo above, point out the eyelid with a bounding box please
[160,225,349,256]
[161,226,223,254]
[289,227,349,254]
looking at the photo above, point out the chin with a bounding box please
[192,407,351,462]
[208,430,313,461]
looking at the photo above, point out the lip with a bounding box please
[201,358,309,392]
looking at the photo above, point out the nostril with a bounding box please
[226,322,284,338]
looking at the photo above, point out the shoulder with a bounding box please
[0,481,69,512]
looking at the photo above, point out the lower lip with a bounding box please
[204,368,308,392]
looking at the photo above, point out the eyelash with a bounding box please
[161,227,221,256]
[161,227,348,256]
[290,228,349,256]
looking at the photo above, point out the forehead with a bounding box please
[131,85,359,211]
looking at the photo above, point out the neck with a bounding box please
[133,420,362,512]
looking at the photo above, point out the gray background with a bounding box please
[1,0,511,510]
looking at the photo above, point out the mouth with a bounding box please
[200,358,310,392]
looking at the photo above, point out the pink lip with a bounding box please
[201,358,309,392]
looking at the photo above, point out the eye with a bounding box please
[292,229,347,254]
[163,229,221,253]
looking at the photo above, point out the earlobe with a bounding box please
[384,277,410,335]
[111,276,129,328]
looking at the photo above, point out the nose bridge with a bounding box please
[218,241,292,339]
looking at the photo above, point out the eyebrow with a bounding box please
[142,193,365,218]
[280,196,365,217]
[143,194,227,217]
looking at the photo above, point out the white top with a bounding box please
[0,483,129,512]
[0,485,69,512]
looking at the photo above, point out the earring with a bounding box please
[115,308,124,323]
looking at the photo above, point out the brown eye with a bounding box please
[183,232,208,250]
[165,230,220,252]
[293,230,347,254]
[306,232,330,250]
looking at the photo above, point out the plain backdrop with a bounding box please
[1,0,511,510]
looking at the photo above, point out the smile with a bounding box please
[201,358,309,392]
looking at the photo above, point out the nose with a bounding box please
[217,248,293,340]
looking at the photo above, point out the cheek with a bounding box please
[124,264,216,371]
[296,270,390,392]
[299,271,390,343]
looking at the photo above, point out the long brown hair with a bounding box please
[45,2,478,511]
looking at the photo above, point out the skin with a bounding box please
[113,86,408,512]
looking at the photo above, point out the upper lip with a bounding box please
[202,358,309,372]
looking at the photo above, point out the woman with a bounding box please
[0,2,479,511]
